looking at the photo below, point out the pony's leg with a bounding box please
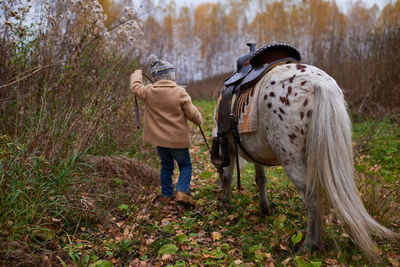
[283,163,322,251]
[219,159,235,209]
[254,164,270,216]
[301,191,322,251]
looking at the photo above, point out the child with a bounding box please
[130,55,203,206]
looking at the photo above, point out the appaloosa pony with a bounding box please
[213,62,399,260]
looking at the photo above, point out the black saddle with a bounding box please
[224,43,301,90]
[212,43,301,168]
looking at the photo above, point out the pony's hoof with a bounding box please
[259,206,270,217]
[219,200,230,210]
[299,240,322,253]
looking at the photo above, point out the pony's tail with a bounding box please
[305,83,400,260]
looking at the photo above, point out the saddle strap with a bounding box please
[231,94,275,167]
[233,120,241,191]
[237,131,275,166]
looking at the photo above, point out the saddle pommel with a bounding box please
[237,43,257,71]
[247,43,256,53]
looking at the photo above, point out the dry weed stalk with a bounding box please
[0,0,149,162]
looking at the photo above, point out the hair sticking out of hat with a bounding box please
[146,55,176,82]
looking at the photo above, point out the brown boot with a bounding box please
[175,191,195,207]
[154,195,173,205]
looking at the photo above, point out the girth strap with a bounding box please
[231,91,275,167]
[230,114,241,190]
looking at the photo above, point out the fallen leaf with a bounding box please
[212,231,221,241]
[96,224,103,232]
[324,258,338,265]
[202,253,214,259]
[123,228,130,237]
[280,244,288,251]
[129,258,140,267]
[161,254,172,261]
[145,238,155,245]
[388,257,399,267]
[228,214,238,221]
[234,259,242,265]
[282,257,292,265]
[228,249,236,255]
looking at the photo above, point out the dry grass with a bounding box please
[83,155,159,188]
[0,153,161,266]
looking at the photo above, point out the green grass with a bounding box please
[0,146,83,264]
[352,117,400,181]
[0,100,399,266]
[0,150,75,239]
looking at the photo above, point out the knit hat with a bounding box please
[145,54,176,82]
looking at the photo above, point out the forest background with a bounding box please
[0,0,399,265]
[141,0,400,113]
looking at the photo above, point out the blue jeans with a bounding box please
[157,147,192,197]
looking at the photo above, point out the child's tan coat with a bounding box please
[130,70,202,148]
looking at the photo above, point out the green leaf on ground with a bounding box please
[90,260,113,267]
[273,214,287,228]
[158,244,178,255]
[118,204,129,211]
[291,231,302,245]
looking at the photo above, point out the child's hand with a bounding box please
[130,69,143,86]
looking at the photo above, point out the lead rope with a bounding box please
[199,125,212,155]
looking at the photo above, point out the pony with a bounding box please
[212,62,399,260]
